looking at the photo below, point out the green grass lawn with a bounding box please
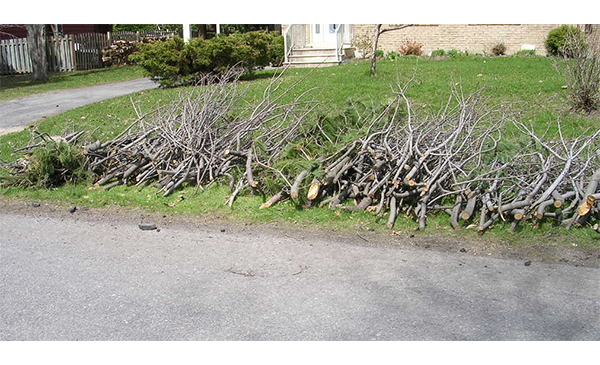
[1,56,599,246]
[0,65,147,101]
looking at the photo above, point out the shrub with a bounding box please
[2,138,89,188]
[545,25,587,57]
[555,31,600,113]
[448,49,469,58]
[131,31,282,87]
[398,40,423,56]
[130,37,190,85]
[491,43,507,56]
[385,51,400,60]
[351,32,373,59]
[515,49,536,57]
[430,49,446,57]
[268,35,285,67]
[375,49,384,58]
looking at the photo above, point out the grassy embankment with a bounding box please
[1,57,599,246]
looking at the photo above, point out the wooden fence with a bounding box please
[73,33,111,70]
[0,35,86,75]
[0,31,180,75]
[46,36,75,72]
[0,38,32,74]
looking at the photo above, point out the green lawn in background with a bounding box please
[0,65,147,102]
[1,56,599,246]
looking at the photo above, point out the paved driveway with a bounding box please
[0,78,158,135]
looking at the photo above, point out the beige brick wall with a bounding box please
[352,24,562,55]
[586,24,600,53]
[282,24,600,56]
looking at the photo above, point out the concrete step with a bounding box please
[285,47,355,68]
[290,47,337,56]
[288,54,339,63]
[284,61,341,68]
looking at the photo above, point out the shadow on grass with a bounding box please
[0,67,130,92]
[0,74,47,90]
[239,69,280,82]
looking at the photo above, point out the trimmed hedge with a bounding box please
[130,31,284,87]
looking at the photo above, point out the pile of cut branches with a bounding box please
[85,67,318,199]
[2,69,599,234]
[0,130,88,188]
[269,86,600,233]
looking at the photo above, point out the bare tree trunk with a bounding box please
[369,24,413,77]
[369,25,382,77]
[26,24,48,82]
[198,24,207,39]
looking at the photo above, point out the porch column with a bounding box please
[183,24,191,42]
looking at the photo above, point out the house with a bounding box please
[282,24,594,67]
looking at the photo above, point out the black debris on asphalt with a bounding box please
[139,223,157,231]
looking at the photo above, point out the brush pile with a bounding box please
[84,68,318,200]
[277,87,600,233]
[2,69,599,233]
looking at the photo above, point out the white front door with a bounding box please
[310,24,341,48]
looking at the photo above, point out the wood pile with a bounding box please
[101,36,170,67]
[101,40,138,67]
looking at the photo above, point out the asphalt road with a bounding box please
[0,207,599,341]
[0,78,158,135]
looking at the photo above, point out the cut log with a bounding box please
[552,190,565,208]
[340,196,373,212]
[450,195,463,230]
[576,195,596,216]
[290,170,308,200]
[330,185,351,210]
[460,192,478,221]
[478,213,499,235]
[511,209,525,221]
[535,199,555,220]
[260,191,287,209]
[307,179,321,200]
[387,196,397,229]
[245,148,259,192]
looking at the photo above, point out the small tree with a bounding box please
[369,24,413,76]
[25,24,48,82]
